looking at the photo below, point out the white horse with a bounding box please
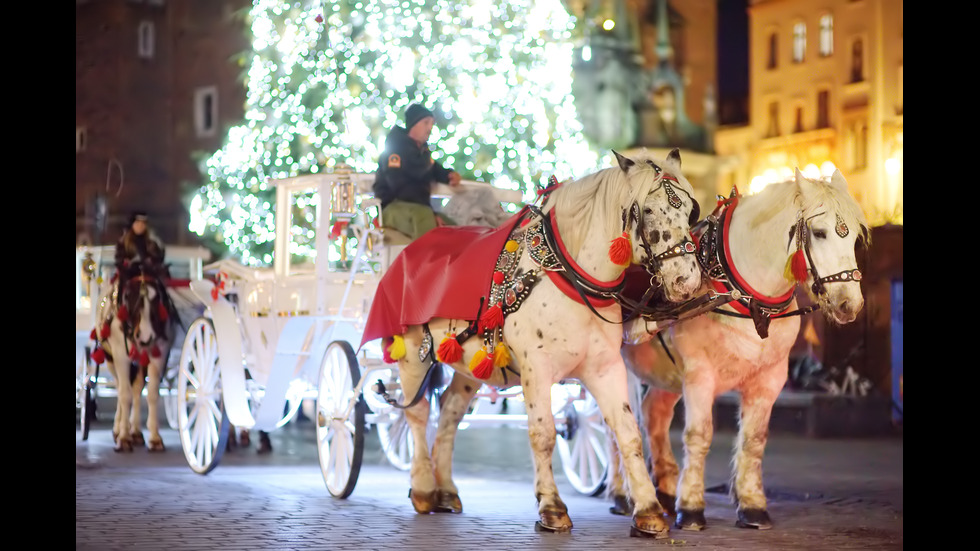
[91,270,175,452]
[610,168,868,531]
[361,149,702,538]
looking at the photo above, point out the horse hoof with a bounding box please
[114,440,133,453]
[609,494,632,516]
[534,520,572,533]
[536,508,573,532]
[132,432,145,446]
[148,439,165,452]
[434,491,463,513]
[676,509,707,531]
[656,490,677,516]
[408,488,438,514]
[736,508,772,530]
[239,431,250,448]
[630,509,670,538]
[629,523,669,539]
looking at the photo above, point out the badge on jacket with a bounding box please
[387,154,401,168]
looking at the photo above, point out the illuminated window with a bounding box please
[851,39,864,82]
[194,86,218,138]
[817,90,830,128]
[767,102,780,137]
[819,14,833,56]
[794,106,804,133]
[767,32,778,69]
[793,22,806,63]
[137,21,154,59]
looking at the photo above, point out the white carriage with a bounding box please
[75,244,212,440]
[173,166,613,496]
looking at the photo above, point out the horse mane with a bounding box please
[746,176,871,244]
[544,153,666,257]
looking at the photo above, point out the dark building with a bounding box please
[76,0,250,247]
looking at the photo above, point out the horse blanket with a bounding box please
[360,211,525,349]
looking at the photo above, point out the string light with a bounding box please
[190,0,602,265]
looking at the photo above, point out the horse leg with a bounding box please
[731,373,785,530]
[674,374,716,531]
[129,364,147,447]
[429,371,479,513]
[257,431,272,454]
[606,427,632,516]
[522,365,573,533]
[580,365,669,538]
[112,361,135,453]
[644,387,682,517]
[397,342,439,514]
[145,357,165,452]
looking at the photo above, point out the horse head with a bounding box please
[614,148,702,302]
[792,168,868,325]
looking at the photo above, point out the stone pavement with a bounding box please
[76,409,902,550]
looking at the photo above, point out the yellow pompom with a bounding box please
[493,342,511,368]
[388,335,406,360]
[468,347,488,371]
[505,240,519,253]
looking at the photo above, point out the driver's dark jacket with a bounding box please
[373,126,452,209]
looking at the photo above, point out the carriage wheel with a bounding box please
[316,341,365,498]
[555,388,610,496]
[177,317,230,475]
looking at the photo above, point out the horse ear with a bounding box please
[667,148,682,169]
[612,150,634,171]
[829,168,849,192]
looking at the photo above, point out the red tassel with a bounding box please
[91,347,105,365]
[436,334,463,364]
[608,231,632,265]
[479,303,504,332]
[139,349,150,367]
[791,249,808,282]
[100,322,111,340]
[151,344,161,358]
[471,354,494,380]
[157,301,168,321]
[381,337,395,364]
[90,328,97,340]
[211,286,220,301]
[493,271,505,285]
[117,305,129,322]
[129,344,139,360]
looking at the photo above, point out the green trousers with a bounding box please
[381,200,456,240]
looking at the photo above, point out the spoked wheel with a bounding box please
[316,340,365,498]
[555,386,610,496]
[177,317,230,475]
[163,362,179,430]
[374,365,442,471]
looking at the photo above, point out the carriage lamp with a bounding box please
[331,163,357,219]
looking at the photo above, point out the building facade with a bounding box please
[715,0,903,227]
[76,0,250,246]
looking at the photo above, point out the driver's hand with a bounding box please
[448,171,462,187]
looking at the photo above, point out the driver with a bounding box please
[114,212,169,309]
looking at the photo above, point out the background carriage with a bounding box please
[171,166,613,497]
[75,244,212,440]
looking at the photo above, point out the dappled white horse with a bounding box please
[611,168,868,530]
[91,271,176,452]
[361,149,702,538]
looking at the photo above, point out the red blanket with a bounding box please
[360,212,524,349]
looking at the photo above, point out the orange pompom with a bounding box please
[608,231,632,265]
[437,334,463,364]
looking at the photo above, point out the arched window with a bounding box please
[851,39,865,82]
[137,21,154,59]
[819,14,833,56]
[767,32,778,69]
[793,22,806,63]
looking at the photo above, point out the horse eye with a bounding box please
[644,208,653,214]
[813,229,827,239]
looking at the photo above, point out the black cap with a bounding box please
[405,103,434,130]
[129,211,148,226]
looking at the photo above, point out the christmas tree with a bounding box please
[190,0,601,266]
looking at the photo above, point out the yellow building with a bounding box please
[715,0,903,226]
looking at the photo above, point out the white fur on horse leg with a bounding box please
[732,376,783,517]
[113,363,135,452]
[675,376,715,529]
[145,358,165,451]
[644,387,681,511]
[430,372,478,513]
[606,424,631,515]
[522,368,572,532]
[130,366,147,445]
[396,338,438,513]
[579,367,666,536]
